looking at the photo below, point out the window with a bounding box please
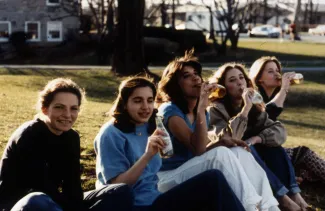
[25,21,41,42]
[47,21,62,42]
[0,21,11,42]
[46,0,60,6]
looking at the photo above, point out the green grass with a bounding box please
[1,68,325,209]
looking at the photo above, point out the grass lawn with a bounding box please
[204,39,325,65]
[1,68,325,210]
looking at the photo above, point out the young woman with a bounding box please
[208,62,307,211]
[94,76,245,211]
[0,78,133,211]
[250,56,325,194]
[156,51,279,211]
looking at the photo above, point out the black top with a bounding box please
[0,119,84,210]
[258,85,283,121]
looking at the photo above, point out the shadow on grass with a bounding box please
[1,67,122,102]
[200,45,325,64]
[278,119,325,130]
[286,91,325,108]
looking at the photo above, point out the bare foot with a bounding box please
[290,193,309,211]
[278,195,301,211]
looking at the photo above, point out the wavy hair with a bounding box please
[156,49,202,114]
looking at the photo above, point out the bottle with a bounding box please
[208,84,227,100]
[155,116,174,158]
[251,90,264,104]
[291,73,304,85]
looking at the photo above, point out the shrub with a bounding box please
[143,27,208,53]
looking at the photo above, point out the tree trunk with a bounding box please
[171,0,176,28]
[263,0,268,24]
[161,1,167,26]
[293,0,301,37]
[112,0,148,76]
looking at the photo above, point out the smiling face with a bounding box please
[259,61,282,89]
[178,65,203,98]
[224,68,247,99]
[42,92,80,135]
[125,86,155,126]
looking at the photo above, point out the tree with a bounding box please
[293,0,301,37]
[86,0,115,35]
[112,0,158,79]
[214,0,256,50]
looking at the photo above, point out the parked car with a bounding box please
[248,25,281,38]
[308,25,325,36]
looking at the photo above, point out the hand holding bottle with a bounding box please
[145,129,166,158]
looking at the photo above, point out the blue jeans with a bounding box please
[133,169,245,211]
[251,144,301,198]
[8,184,133,211]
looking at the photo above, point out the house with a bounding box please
[165,4,227,32]
[0,0,80,44]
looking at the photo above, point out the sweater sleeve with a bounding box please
[265,102,283,121]
[208,106,248,140]
[256,112,287,147]
[94,124,130,185]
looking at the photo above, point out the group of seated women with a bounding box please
[1,50,324,211]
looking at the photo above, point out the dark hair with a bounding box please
[249,56,282,95]
[208,63,260,118]
[36,78,85,112]
[110,76,157,134]
[156,49,202,114]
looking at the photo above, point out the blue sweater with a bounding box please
[94,121,161,206]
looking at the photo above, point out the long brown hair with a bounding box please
[110,76,157,134]
[208,63,262,117]
[156,49,202,114]
[249,56,282,87]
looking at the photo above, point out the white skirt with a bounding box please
[157,146,279,211]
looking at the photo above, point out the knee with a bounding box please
[102,184,133,204]
[11,192,57,211]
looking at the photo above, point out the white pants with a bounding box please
[157,146,279,211]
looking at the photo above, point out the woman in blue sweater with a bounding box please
[94,76,245,211]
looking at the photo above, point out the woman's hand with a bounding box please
[242,88,254,113]
[281,72,296,92]
[245,136,262,146]
[145,129,166,158]
[207,134,251,152]
[198,82,219,111]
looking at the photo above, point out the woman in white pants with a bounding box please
[156,50,279,211]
